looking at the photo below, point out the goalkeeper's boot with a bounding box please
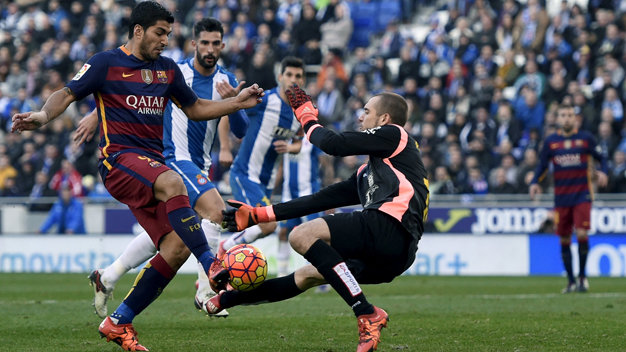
[561,281,577,294]
[356,306,389,352]
[203,290,226,315]
[99,316,148,351]
[194,289,229,317]
[89,269,114,318]
[209,241,230,292]
[576,277,589,293]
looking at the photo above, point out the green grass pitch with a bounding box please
[0,274,625,351]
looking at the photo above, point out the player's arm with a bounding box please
[217,117,233,168]
[286,84,400,157]
[529,139,551,200]
[222,174,361,231]
[181,84,264,121]
[11,87,76,133]
[587,134,609,188]
[74,108,99,146]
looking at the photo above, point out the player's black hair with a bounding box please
[280,56,305,75]
[193,18,224,39]
[128,1,175,39]
[374,92,408,126]
[557,102,574,111]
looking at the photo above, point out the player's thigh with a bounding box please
[573,202,591,230]
[102,152,170,208]
[229,170,272,206]
[326,210,416,283]
[555,206,574,237]
[289,218,331,254]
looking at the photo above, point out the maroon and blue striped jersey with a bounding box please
[66,46,198,161]
[531,130,607,207]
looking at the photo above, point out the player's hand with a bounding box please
[216,80,245,99]
[74,110,99,146]
[529,183,541,200]
[221,200,274,232]
[11,111,47,133]
[218,148,233,168]
[285,84,319,126]
[236,83,264,109]
[273,140,289,154]
[595,170,608,188]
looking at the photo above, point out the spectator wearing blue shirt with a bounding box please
[39,186,85,234]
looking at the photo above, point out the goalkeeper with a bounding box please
[210,87,430,352]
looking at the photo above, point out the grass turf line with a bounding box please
[0,274,624,351]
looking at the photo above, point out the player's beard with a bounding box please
[562,124,573,133]
[139,40,162,61]
[197,49,218,70]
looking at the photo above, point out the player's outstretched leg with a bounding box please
[89,231,157,317]
[356,306,389,352]
[195,220,229,317]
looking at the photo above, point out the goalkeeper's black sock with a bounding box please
[303,239,374,317]
[166,195,214,272]
[220,273,303,308]
[561,243,575,283]
[111,254,175,324]
[578,239,589,278]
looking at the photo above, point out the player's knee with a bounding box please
[154,171,188,201]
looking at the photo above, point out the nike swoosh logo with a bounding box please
[122,72,134,78]
[181,215,195,223]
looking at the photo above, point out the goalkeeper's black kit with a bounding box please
[271,121,430,242]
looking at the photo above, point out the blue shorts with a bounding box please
[166,159,216,208]
[282,212,323,230]
[229,169,272,207]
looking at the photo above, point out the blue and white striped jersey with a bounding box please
[231,87,300,186]
[163,59,238,170]
[282,137,322,201]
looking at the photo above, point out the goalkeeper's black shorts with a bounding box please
[323,209,419,284]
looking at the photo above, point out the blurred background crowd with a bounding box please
[0,0,625,213]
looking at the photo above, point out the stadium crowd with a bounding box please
[0,0,626,209]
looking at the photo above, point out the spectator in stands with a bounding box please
[418,49,450,87]
[379,20,403,58]
[489,167,517,194]
[608,150,626,193]
[463,167,489,195]
[317,77,345,130]
[430,166,457,195]
[38,185,85,234]
[49,159,83,198]
[0,154,17,194]
[369,55,392,92]
[514,59,546,98]
[597,121,619,160]
[601,87,624,125]
[320,2,353,55]
[514,87,546,133]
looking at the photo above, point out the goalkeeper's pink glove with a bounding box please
[285,84,319,127]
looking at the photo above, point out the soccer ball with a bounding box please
[223,244,268,291]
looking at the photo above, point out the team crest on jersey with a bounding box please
[196,174,208,185]
[564,140,572,149]
[149,161,162,168]
[157,70,168,83]
[72,64,91,80]
[141,69,153,84]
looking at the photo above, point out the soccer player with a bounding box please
[529,103,608,294]
[213,88,430,352]
[82,17,246,320]
[213,57,304,260]
[11,2,263,351]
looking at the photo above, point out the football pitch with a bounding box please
[0,274,624,351]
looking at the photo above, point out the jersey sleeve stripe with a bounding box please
[389,125,408,158]
[305,123,322,141]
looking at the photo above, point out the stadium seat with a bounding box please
[349,1,379,49]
